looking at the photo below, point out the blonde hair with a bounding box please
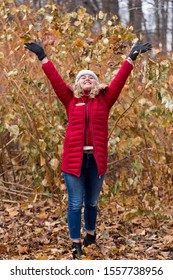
[73,82,108,99]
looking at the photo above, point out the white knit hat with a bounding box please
[75,70,99,84]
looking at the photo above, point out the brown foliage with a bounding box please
[0,1,173,260]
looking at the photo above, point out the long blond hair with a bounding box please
[73,82,108,99]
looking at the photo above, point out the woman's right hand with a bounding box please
[24,40,47,61]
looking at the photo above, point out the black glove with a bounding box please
[24,41,47,61]
[128,42,152,61]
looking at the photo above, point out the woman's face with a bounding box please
[78,75,97,92]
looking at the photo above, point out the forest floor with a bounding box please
[0,196,173,260]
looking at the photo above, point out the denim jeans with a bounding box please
[63,153,104,240]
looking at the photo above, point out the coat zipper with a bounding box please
[85,101,89,146]
[79,100,87,176]
[90,100,101,177]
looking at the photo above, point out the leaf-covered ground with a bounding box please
[1,198,173,260]
[1,1,173,261]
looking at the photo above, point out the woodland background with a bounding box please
[0,0,173,260]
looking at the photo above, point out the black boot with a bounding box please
[83,233,96,247]
[72,242,83,259]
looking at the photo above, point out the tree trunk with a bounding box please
[161,0,168,51]
[154,0,160,47]
[102,0,119,18]
[128,0,143,38]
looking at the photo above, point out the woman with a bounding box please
[24,40,152,258]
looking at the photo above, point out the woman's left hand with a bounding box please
[128,42,152,60]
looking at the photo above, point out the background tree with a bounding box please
[13,0,173,51]
[1,0,173,260]
[128,0,142,38]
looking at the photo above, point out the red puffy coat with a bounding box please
[42,60,133,177]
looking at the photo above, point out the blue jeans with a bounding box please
[63,153,104,240]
